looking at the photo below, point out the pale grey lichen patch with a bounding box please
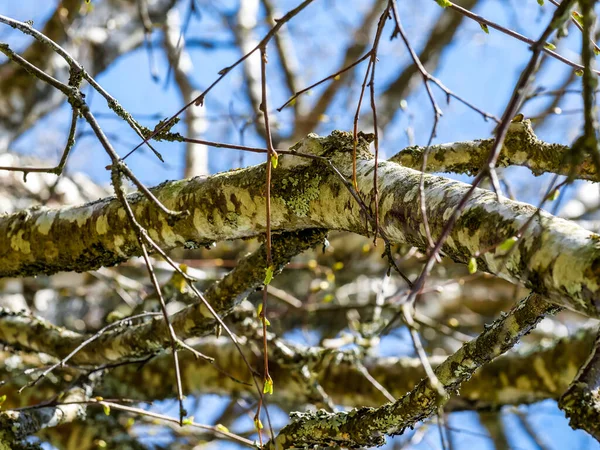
[279,173,322,217]
[192,206,216,239]
[60,204,93,227]
[456,227,484,256]
[35,209,56,235]
[403,185,419,203]
[442,207,454,222]
[552,252,587,296]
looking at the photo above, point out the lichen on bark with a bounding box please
[2,130,600,317]
[390,119,600,182]
[267,294,558,449]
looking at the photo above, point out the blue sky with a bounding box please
[3,0,588,192]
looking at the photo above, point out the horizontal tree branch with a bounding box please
[1,322,594,413]
[99,317,593,412]
[2,131,600,317]
[390,119,598,181]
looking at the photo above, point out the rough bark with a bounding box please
[559,328,600,443]
[266,294,558,448]
[0,229,325,365]
[0,380,92,449]
[390,119,598,182]
[99,321,593,412]
[1,321,594,428]
[2,131,600,317]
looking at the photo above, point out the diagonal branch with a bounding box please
[559,326,600,443]
[0,229,325,365]
[0,373,99,447]
[378,0,480,131]
[290,0,388,140]
[0,0,177,147]
[163,8,208,178]
[266,293,559,449]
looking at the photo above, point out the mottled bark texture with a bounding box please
[267,294,559,449]
[100,322,593,412]
[0,380,92,449]
[2,131,600,316]
[0,229,326,365]
[0,325,594,422]
[390,119,599,181]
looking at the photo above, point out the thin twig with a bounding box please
[444,1,598,74]
[277,52,372,111]
[124,0,316,158]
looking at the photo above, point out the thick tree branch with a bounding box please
[115,324,592,411]
[1,324,595,414]
[0,375,96,448]
[559,327,600,442]
[2,131,600,316]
